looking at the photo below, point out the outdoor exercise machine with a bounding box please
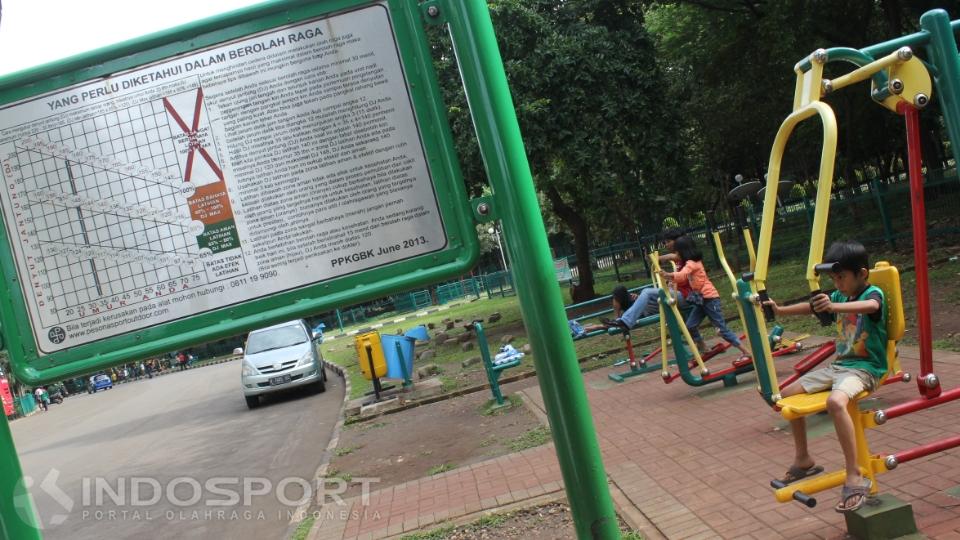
[736,10,960,516]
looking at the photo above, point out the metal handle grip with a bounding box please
[810,290,833,326]
[758,290,775,322]
[792,490,817,508]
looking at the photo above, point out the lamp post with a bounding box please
[488,225,508,271]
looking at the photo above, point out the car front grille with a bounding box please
[257,360,298,374]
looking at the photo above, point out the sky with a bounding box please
[0,0,265,76]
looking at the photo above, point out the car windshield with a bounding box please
[246,325,308,355]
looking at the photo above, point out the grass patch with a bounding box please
[343,420,387,431]
[325,468,353,483]
[506,426,552,451]
[439,375,460,393]
[479,436,498,448]
[398,525,456,540]
[334,445,361,457]
[479,394,522,415]
[427,463,456,475]
[623,532,644,540]
[290,515,316,540]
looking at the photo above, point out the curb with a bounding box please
[290,361,349,540]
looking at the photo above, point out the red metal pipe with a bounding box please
[893,434,960,465]
[881,372,907,385]
[900,103,939,398]
[778,342,836,390]
[665,344,726,383]
[883,385,960,421]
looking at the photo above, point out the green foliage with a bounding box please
[290,516,316,540]
[507,426,553,451]
[427,463,456,475]
[480,394,522,415]
[433,0,686,296]
[334,445,361,457]
[398,525,456,540]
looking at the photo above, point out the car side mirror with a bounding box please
[233,347,244,356]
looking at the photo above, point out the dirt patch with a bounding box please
[330,390,545,497]
[397,501,638,540]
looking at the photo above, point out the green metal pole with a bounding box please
[921,10,960,160]
[443,3,619,538]
[474,323,503,405]
[0,414,42,539]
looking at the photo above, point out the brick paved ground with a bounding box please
[310,341,960,539]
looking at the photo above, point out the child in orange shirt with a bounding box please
[660,236,750,359]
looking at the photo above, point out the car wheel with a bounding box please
[245,395,260,409]
[312,378,326,394]
[321,366,328,382]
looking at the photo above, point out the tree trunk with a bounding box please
[546,187,596,302]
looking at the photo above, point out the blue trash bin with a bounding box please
[381,335,415,380]
[380,326,428,380]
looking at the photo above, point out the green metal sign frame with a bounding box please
[0,1,620,538]
[0,0,479,385]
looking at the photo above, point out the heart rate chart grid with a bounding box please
[5,84,246,340]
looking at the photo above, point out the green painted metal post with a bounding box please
[870,179,896,249]
[474,322,503,405]
[0,414,42,539]
[921,10,960,162]
[442,2,620,537]
[336,309,344,334]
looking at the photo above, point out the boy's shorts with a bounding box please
[798,364,877,399]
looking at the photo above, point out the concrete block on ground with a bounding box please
[359,397,400,417]
[410,378,443,400]
[457,333,473,343]
[417,364,440,379]
[844,493,917,540]
[488,312,502,323]
[344,398,364,417]
[462,356,481,368]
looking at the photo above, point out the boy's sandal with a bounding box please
[835,478,872,513]
[778,464,824,484]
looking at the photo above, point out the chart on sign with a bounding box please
[3,82,246,338]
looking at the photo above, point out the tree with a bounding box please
[433,0,685,301]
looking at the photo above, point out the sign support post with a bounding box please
[442,2,620,538]
[0,413,41,539]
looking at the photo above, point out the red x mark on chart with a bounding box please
[163,88,224,182]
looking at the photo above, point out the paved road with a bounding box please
[10,360,344,540]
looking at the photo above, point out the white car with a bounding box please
[239,319,325,409]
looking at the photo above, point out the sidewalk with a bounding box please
[310,343,960,539]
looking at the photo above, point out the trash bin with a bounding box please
[380,326,428,380]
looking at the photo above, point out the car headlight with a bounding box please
[296,351,315,368]
[241,361,259,377]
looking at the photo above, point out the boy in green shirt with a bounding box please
[763,240,887,512]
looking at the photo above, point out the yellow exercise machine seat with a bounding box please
[777,262,905,420]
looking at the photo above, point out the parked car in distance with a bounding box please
[239,319,326,409]
[88,374,113,393]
